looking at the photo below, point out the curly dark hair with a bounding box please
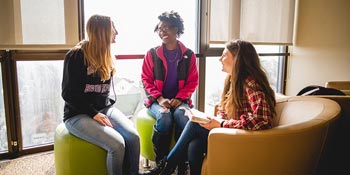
[154,10,184,37]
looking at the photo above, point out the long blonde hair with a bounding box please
[82,14,115,81]
[220,40,276,119]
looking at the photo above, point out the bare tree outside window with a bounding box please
[17,61,64,147]
[0,66,8,152]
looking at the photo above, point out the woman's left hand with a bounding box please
[170,98,182,108]
[93,113,113,127]
[200,116,222,130]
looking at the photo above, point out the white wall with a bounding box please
[285,0,350,95]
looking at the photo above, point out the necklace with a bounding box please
[165,47,180,63]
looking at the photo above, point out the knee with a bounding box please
[173,108,189,128]
[108,139,126,154]
[128,132,140,146]
[173,106,186,118]
[187,121,199,129]
[155,113,173,133]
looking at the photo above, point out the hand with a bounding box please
[93,113,113,127]
[170,98,182,108]
[200,116,222,130]
[216,109,226,119]
[157,96,171,108]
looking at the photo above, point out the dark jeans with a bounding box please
[148,102,190,134]
[166,122,209,175]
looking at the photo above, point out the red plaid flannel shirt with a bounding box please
[218,77,274,130]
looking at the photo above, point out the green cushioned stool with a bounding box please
[54,123,107,175]
[135,108,175,167]
[136,108,156,163]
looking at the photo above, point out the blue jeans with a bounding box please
[166,121,209,175]
[65,107,140,175]
[148,102,189,135]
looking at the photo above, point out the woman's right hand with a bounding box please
[200,116,222,130]
[93,113,113,127]
[157,96,171,108]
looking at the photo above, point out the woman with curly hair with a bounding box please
[141,11,199,175]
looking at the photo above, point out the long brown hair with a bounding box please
[220,39,276,118]
[82,14,115,81]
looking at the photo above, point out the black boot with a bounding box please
[152,126,172,163]
[159,161,176,175]
[141,127,171,175]
[140,156,176,175]
[176,161,188,175]
[141,157,167,175]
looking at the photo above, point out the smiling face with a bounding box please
[156,21,178,45]
[111,22,118,43]
[219,48,236,74]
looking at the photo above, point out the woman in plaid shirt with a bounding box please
[141,39,276,175]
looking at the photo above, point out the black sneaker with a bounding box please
[176,161,188,175]
[141,158,167,175]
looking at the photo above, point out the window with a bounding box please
[202,0,292,113]
[20,0,65,44]
[112,59,145,118]
[204,56,227,115]
[0,0,77,157]
[84,0,197,54]
[209,0,295,45]
[0,0,78,48]
[17,61,64,148]
[0,64,8,152]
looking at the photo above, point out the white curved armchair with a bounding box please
[201,96,340,175]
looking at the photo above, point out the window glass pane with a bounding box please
[204,57,227,115]
[20,0,65,44]
[254,45,280,53]
[240,0,295,45]
[209,0,295,45]
[17,61,64,148]
[0,65,8,152]
[209,0,240,44]
[209,43,225,48]
[84,0,197,54]
[209,44,280,54]
[112,59,145,118]
[260,56,278,92]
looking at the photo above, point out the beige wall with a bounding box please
[285,0,350,95]
[0,0,16,44]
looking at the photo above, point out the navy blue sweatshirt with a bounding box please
[61,47,115,122]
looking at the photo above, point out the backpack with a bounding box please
[297,85,346,96]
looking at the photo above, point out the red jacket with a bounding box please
[141,41,199,107]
